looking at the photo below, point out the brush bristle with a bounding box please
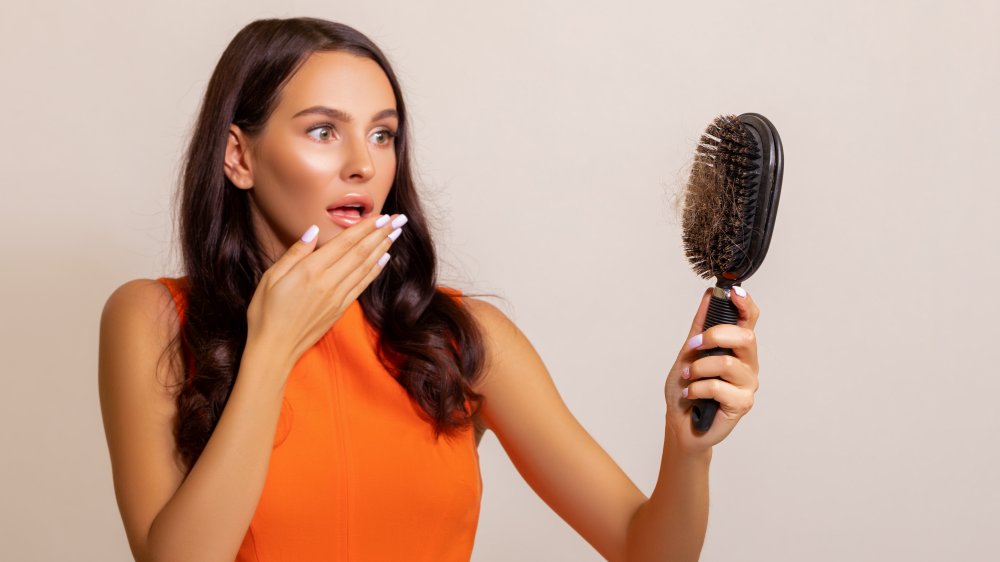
[681,115,761,279]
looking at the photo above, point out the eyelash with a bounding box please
[306,123,397,146]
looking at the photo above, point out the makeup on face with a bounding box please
[251,51,400,246]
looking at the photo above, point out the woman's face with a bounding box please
[224,50,399,262]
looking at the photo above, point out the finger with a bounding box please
[265,223,320,283]
[343,243,395,303]
[683,353,758,391]
[323,215,403,297]
[730,285,760,330]
[306,213,402,272]
[686,287,715,339]
[333,236,395,303]
[683,377,755,418]
[684,324,758,370]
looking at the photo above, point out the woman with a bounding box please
[98,17,760,562]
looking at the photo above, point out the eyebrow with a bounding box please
[291,105,398,123]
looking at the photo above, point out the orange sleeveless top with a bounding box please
[157,276,483,561]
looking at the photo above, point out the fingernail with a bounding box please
[301,224,319,243]
[687,333,703,349]
[682,387,689,398]
[390,214,408,228]
[375,214,390,228]
[388,228,402,241]
[682,366,690,379]
[733,285,747,298]
[377,252,391,268]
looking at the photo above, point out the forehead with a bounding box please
[274,51,396,116]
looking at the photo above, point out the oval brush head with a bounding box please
[680,112,783,433]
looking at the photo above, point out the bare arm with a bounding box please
[99,279,292,562]
[144,342,291,561]
[101,217,402,560]
[627,287,760,561]
[462,297,647,561]
[461,288,759,562]
[625,432,711,561]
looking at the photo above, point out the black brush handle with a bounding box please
[690,286,740,433]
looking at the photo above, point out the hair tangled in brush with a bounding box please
[681,114,761,279]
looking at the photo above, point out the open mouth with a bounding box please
[326,193,374,220]
[327,204,367,219]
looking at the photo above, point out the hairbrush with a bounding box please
[681,112,783,433]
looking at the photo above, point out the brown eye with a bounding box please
[307,125,335,142]
[371,129,397,146]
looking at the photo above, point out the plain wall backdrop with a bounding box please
[1,1,998,560]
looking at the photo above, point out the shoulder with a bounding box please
[458,296,513,335]
[99,278,187,439]
[102,278,179,334]
[432,285,520,379]
[436,285,503,321]
[98,279,190,556]
[435,286,515,339]
[445,294,524,393]
[438,292,519,437]
[100,278,184,371]
[104,277,173,306]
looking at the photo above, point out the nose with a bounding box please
[341,134,375,182]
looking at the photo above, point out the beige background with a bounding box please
[2,1,998,560]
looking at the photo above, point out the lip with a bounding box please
[326,193,375,228]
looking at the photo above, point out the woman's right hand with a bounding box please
[245,213,406,373]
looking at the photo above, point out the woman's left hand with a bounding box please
[664,286,761,455]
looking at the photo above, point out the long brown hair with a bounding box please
[165,17,488,473]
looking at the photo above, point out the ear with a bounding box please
[223,124,255,190]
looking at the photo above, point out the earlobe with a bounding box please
[223,124,254,189]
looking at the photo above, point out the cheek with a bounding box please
[375,149,397,192]
[270,143,339,191]
[258,140,341,208]
[379,150,397,173]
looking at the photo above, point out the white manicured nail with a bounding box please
[388,228,402,241]
[733,286,747,298]
[687,333,703,349]
[375,214,390,228]
[390,214,408,228]
[301,224,319,243]
[377,252,391,268]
